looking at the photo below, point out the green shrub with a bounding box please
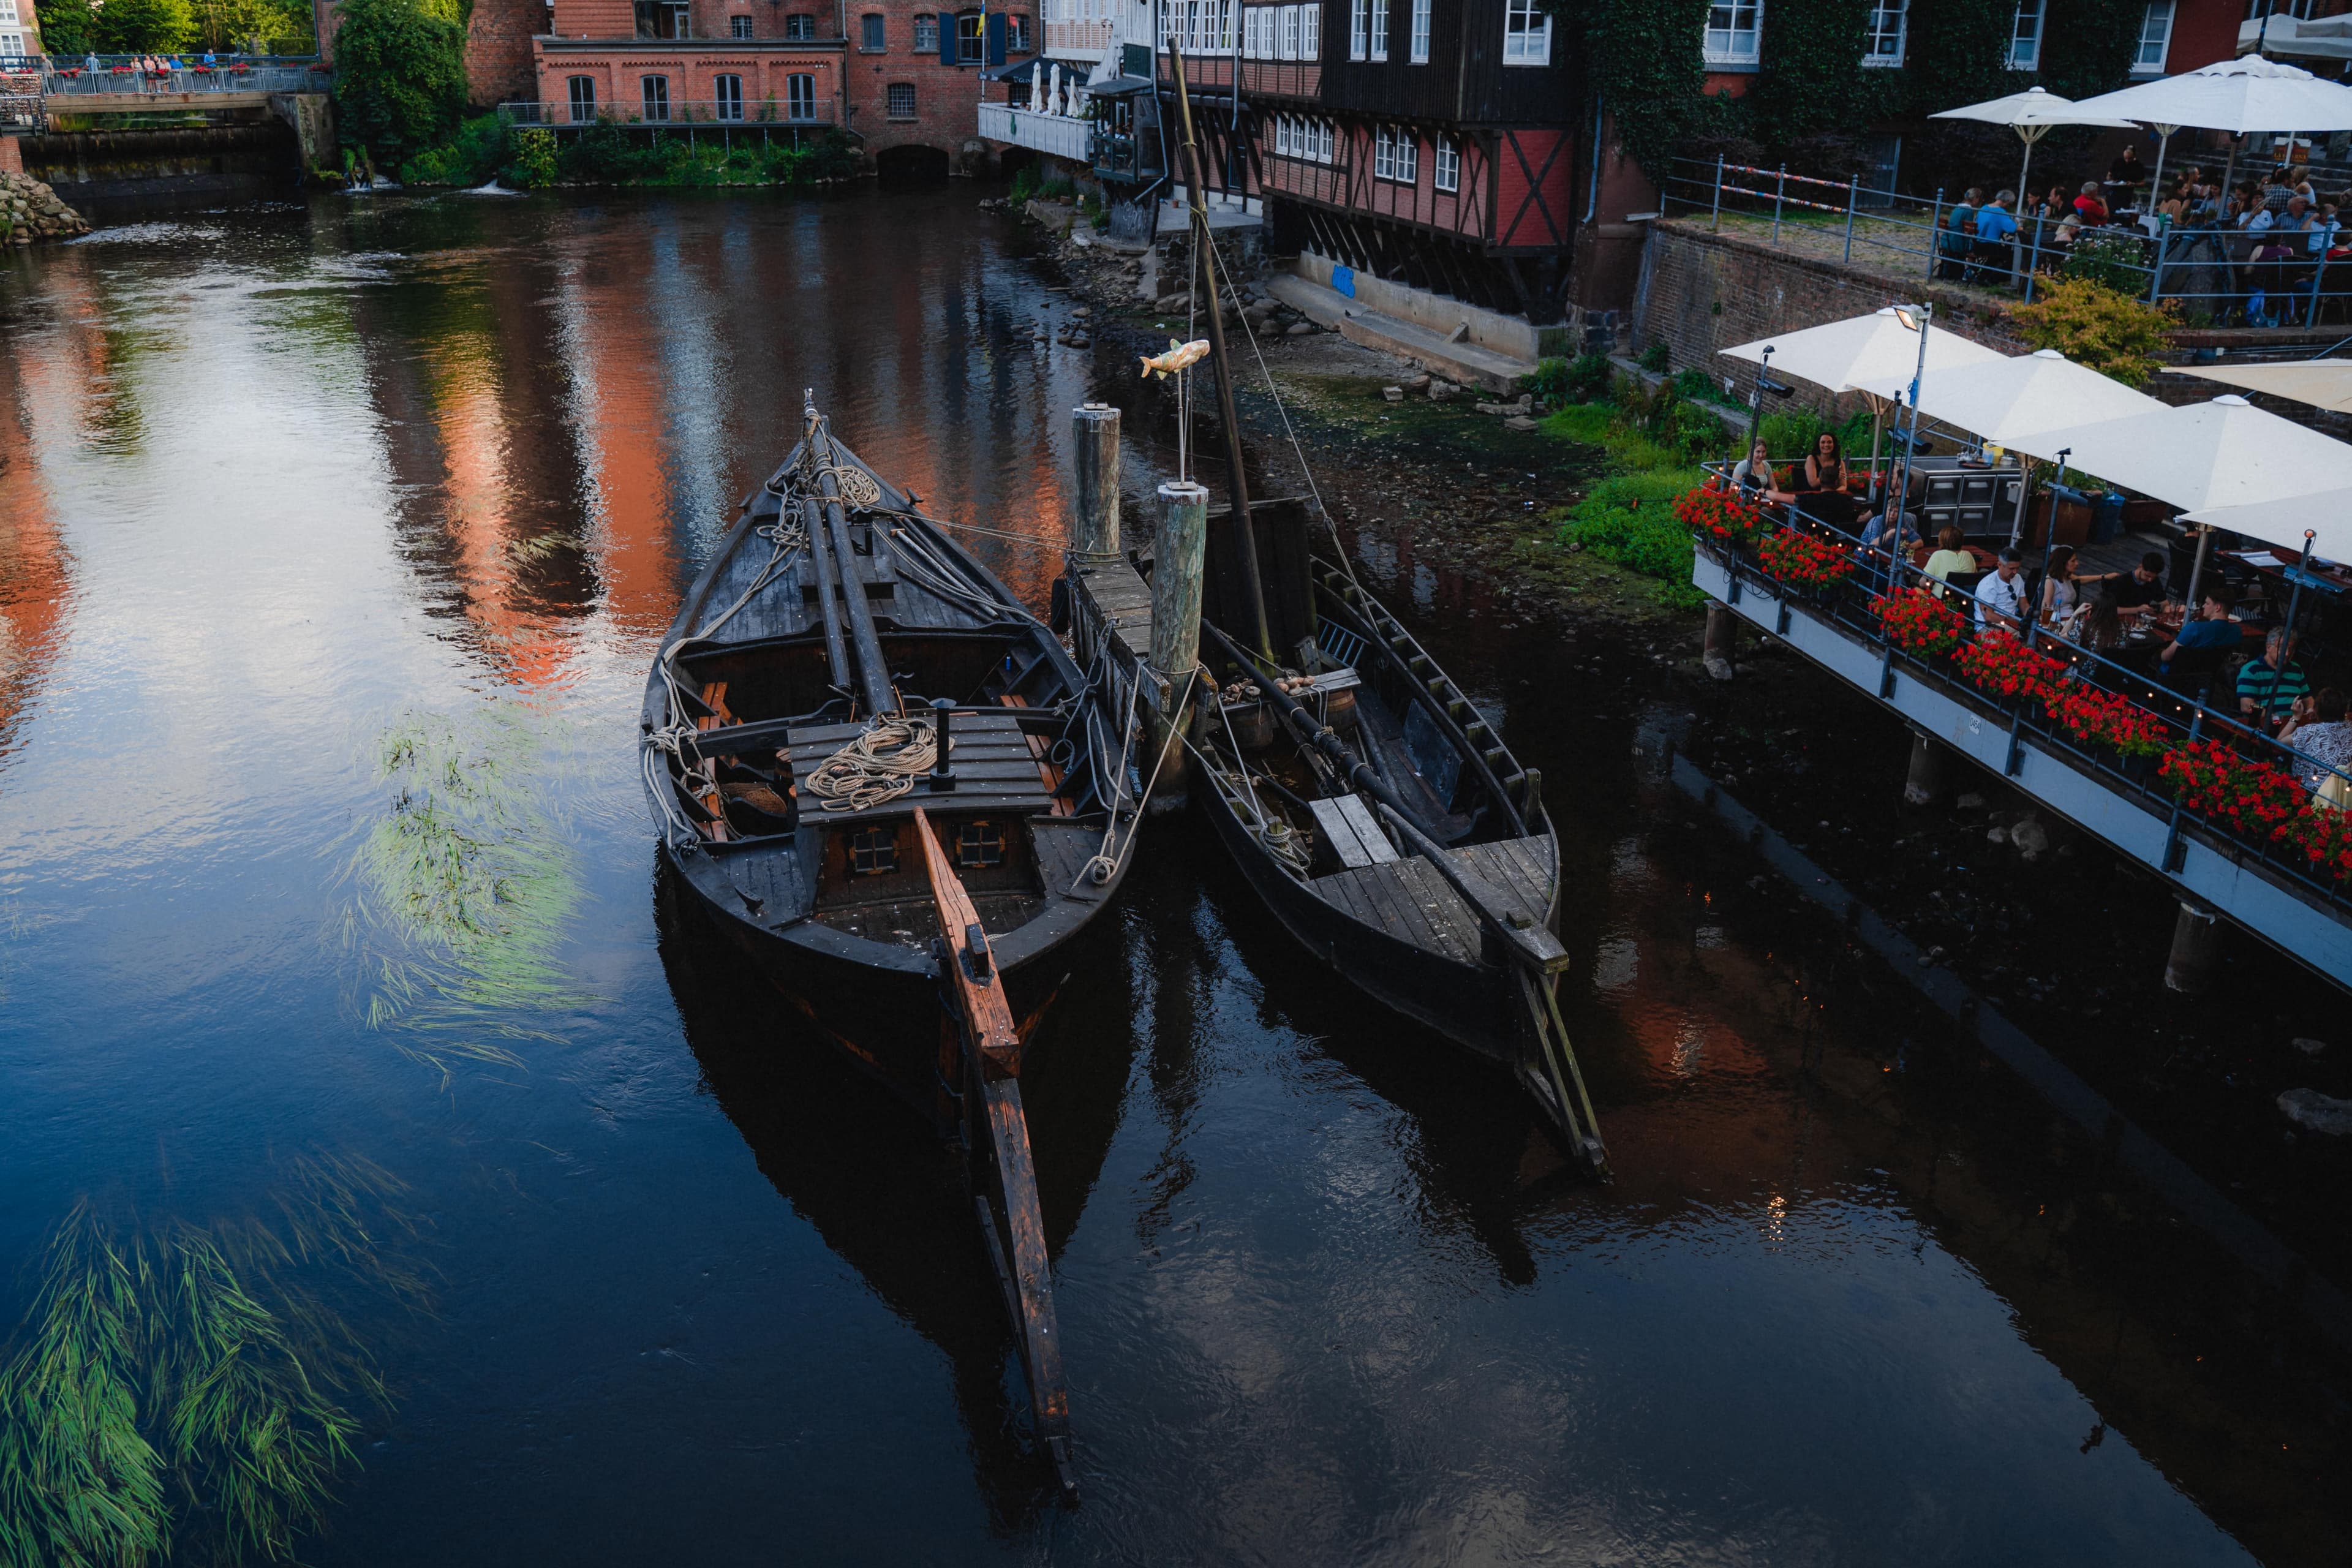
[1611,379,1733,464]
[1009,165,1040,203]
[1638,340,1670,372]
[510,129,560,188]
[1757,405,1876,464]
[1037,174,1076,201]
[2061,234,2149,296]
[1528,352,1613,405]
[1558,465,1709,603]
[399,113,510,186]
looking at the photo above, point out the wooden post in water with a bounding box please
[1147,480,1209,811]
[1069,402,1121,557]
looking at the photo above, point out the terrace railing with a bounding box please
[497,100,834,130]
[1659,154,2350,331]
[36,55,331,95]
[1692,470,2352,935]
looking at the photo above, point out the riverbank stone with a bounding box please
[0,170,91,246]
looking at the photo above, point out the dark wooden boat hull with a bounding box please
[660,837,1109,1129]
[1192,760,1555,1068]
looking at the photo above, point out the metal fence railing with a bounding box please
[1695,469,2352,915]
[32,55,328,95]
[1660,154,2352,331]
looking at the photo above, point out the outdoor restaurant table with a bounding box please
[2224,546,2352,600]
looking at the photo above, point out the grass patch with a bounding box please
[1543,398,1712,609]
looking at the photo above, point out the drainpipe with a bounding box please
[1583,92,1603,224]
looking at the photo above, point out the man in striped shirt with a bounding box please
[2237,627,2310,730]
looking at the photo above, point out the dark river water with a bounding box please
[0,187,2332,1565]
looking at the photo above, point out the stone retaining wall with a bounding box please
[0,168,92,247]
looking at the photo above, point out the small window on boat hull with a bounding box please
[848,825,899,875]
[956,820,1006,870]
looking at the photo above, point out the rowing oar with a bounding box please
[910,805,1077,1496]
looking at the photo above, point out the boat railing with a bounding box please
[1694,462,2352,916]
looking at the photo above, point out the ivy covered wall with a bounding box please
[1569,0,2150,194]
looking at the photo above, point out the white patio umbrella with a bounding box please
[1929,86,2141,208]
[2013,394,2352,514]
[2237,12,2352,67]
[2071,56,2352,208]
[1719,307,2004,396]
[2163,358,2352,415]
[2178,489,2352,565]
[1852,349,2162,448]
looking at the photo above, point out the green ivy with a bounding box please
[1565,0,1714,179]
[1900,0,2013,119]
[1751,0,1891,146]
[2036,0,2146,103]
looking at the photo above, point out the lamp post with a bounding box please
[1743,344,1776,464]
[1890,303,1933,570]
[2285,526,2318,635]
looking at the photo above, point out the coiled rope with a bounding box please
[804,715,948,812]
[802,459,882,511]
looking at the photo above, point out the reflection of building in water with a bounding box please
[0,281,83,763]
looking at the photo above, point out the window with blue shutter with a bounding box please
[986,10,1006,63]
[939,14,959,63]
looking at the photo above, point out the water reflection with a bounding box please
[0,189,2333,1566]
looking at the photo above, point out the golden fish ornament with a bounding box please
[1139,338,1211,380]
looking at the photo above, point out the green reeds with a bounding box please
[0,1158,431,1567]
[342,707,588,1079]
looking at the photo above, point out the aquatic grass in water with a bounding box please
[341,706,589,1077]
[0,1157,432,1567]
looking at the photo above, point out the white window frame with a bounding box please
[715,73,744,118]
[1863,0,1904,66]
[1008,12,1030,48]
[1371,0,1387,60]
[1409,0,1430,62]
[1395,128,1416,184]
[1282,4,1300,58]
[1245,6,1263,57]
[1349,0,1368,59]
[1433,131,1457,192]
[731,13,753,38]
[2009,0,2043,70]
[1373,124,1394,180]
[1703,0,1762,67]
[913,13,938,50]
[1301,2,1318,56]
[786,73,817,120]
[2132,0,2173,76]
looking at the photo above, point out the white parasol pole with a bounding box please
[2148,123,2178,208]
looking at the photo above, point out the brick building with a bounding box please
[2,0,39,59]
[440,0,1039,172]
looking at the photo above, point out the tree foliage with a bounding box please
[331,0,467,163]
[93,0,195,52]
[32,0,96,56]
[2010,276,2176,387]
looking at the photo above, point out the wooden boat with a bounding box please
[640,393,1137,1490]
[1154,48,1607,1173]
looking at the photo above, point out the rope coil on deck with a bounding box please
[805,715,948,812]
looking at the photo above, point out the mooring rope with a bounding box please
[804,715,946,813]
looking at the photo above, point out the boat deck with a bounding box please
[1311,835,1556,963]
[785,712,1065,822]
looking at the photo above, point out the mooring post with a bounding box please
[1711,153,1724,232]
[1069,401,1121,557]
[1147,480,1209,811]
[1703,601,1736,681]
[1904,731,1954,807]
[1844,175,1858,263]
[2164,900,2225,994]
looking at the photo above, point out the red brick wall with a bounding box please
[468,0,541,108]
[1492,128,1573,249]
[842,0,1031,162]
[533,44,846,122]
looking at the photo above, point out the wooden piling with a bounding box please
[1147,480,1208,810]
[1069,402,1121,557]
[1904,731,1954,807]
[1703,602,1737,680]
[2164,900,2225,995]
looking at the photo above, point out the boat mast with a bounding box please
[804,391,895,718]
[1163,40,1277,667]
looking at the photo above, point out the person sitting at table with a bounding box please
[2075,587,2126,655]
[2108,145,2147,192]
[1973,549,2030,631]
[1861,470,1926,587]
[2157,180,2192,227]
[1730,439,1790,504]
[2280,688,2352,804]
[1802,431,1847,494]
[1923,525,1976,601]
[2035,543,2084,631]
[1972,190,2018,279]
[1936,192,1980,281]
[2107,551,2169,624]
[2237,626,2310,731]
[2244,232,2298,326]
[2073,181,2110,227]
[2158,582,2241,691]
